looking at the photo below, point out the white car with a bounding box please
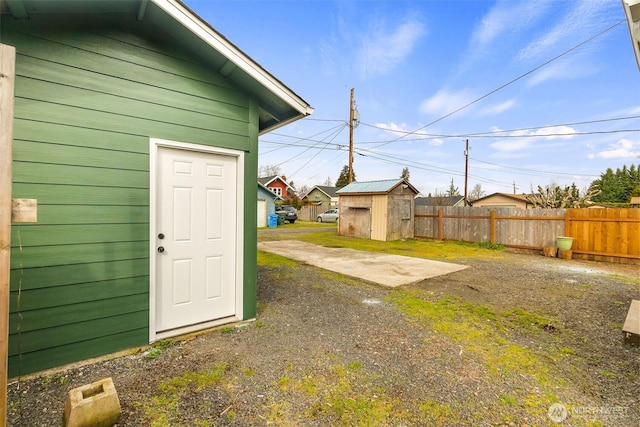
[317,208,339,223]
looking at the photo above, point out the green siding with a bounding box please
[3,14,258,377]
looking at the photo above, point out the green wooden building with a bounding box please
[1,0,312,377]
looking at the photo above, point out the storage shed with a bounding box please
[1,0,312,377]
[257,182,280,228]
[337,179,419,241]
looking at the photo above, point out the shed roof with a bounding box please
[336,179,419,195]
[1,0,313,134]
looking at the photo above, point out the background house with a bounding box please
[1,0,311,377]
[299,185,338,221]
[258,175,295,199]
[257,182,281,227]
[337,179,419,241]
[471,193,533,209]
[415,195,464,208]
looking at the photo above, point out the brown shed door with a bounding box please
[344,208,371,239]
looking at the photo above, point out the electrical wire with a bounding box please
[367,19,627,149]
[470,158,600,178]
[357,115,640,143]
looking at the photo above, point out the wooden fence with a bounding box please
[414,206,640,264]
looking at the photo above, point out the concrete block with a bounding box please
[623,300,640,346]
[558,249,572,260]
[542,246,557,257]
[63,377,121,427]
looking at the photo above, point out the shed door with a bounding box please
[257,199,267,227]
[155,146,237,333]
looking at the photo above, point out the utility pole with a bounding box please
[463,139,469,206]
[348,88,355,183]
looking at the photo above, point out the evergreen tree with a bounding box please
[335,165,354,188]
[400,167,410,181]
[446,179,460,197]
[590,164,640,203]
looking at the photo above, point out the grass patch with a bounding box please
[292,232,504,260]
[257,250,299,267]
[607,273,640,289]
[141,362,228,427]
[388,290,569,420]
[145,339,176,360]
[502,307,558,331]
[479,241,505,250]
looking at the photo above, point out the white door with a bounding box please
[257,199,267,227]
[155,146,237,333]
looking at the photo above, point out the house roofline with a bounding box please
[154,0,314,117]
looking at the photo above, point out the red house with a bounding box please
[258,175,295,198]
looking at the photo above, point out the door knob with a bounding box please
[157,246,165,253]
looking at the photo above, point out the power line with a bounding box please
[470,157,600,178]
[367,19,626,149]
[357,115,640,143]
[286,124,347,179]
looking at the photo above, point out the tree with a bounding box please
[323,177,333,187]
[297,184,310,198]
[258,164,281,178]
[589,164,640,203]
[432,190,451,206]
[446,179,460,197]
[468,183,485,202]
[400,167,410,181]
[335,165,354,188]
[526,183,600,208]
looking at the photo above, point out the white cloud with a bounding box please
[530,125,575,140]
[590,139,640,159]
[471,0,550,48]
[490,125,576,152]
[517,0,616,63]
[490,138,533,153]
[419,89,475,117]
[479,99,516,116]
[374,122,443,146]
[357,18,426,78]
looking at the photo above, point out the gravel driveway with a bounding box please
[7,229,639,426]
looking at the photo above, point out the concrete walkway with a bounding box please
[258,240,467,288]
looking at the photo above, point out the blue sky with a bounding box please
[186,0,640,197]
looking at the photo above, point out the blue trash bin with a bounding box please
[268,214,278,228]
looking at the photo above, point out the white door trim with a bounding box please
[149,138,244,342]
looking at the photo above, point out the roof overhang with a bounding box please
[622,0,640,70]
[1,0,314,133]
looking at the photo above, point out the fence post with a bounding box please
[0,43,16,427]
[490,210,496,245]
[565,209,570,237]
[437,208,443,240]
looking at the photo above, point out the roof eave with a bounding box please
[622,0,640,70]
[4,0,314,132]
[155,0,314,127]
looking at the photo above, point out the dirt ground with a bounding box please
[7,228,640,426]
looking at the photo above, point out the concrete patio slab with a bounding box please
[258,240,467,287]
